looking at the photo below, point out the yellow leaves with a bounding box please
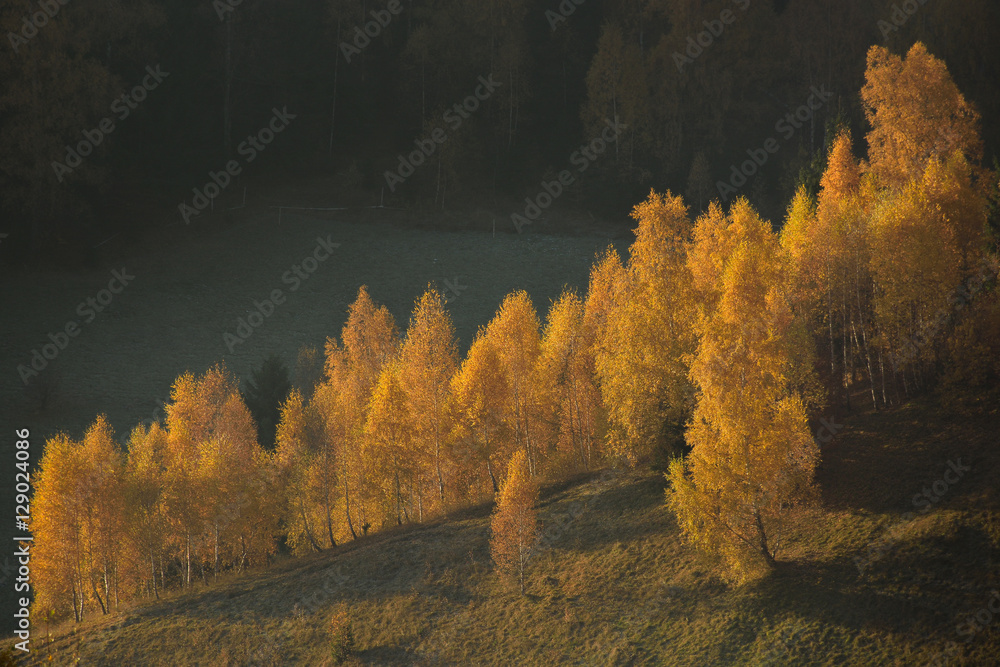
[366,362,411,465]
[868,151,988,362]
[339,286,401,410]
[670,197,819,582]
[398,286,459,504]
[819,130,861,208]
[540,290,603,470]
[630,189,691,268]
[594,190,697,464]
[862,42,982,189]
[583,246,625,343]
[450,327,511,492]
[490,449,539,594]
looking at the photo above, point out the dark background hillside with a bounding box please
[2,0,999,259]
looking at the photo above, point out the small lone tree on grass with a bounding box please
[490,450,539,595]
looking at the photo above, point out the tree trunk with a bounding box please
[299,498,322,552]
[92,576,107,615]
[72,584,80,623]
[395,470,403,526]
[345,479,358,540]
[214,520,220,581]
[487,457,498,495]
[754,511,777,568]
[151,552,159,600]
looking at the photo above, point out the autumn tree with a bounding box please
[538,290,602,472]
[365,362,416,526]
[480,291,545,475]
[122,422,169,600]
[793,129,875,407]
[78,417,126,615]
[163,364,275,585]
[200,390,276,575]
[490,450,539,595]
[32,434,88,621]
[855,42,992,402]
[399,287,459,507]
[594,190,697,465]
[318,286,400,534]
[869,153,988,377]
[32,416,127,621]
[668,198,819,583]
[450,329,512,496]
[861,42,982,190]
[276,388,340,552]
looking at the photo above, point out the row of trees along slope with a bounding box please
[30,42,1000,620]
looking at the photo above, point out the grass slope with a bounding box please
[16,398,1000,665]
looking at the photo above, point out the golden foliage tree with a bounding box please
[861,42,982,190]
[450,329,512,496]
[319,286,400,534]
[122,422,169,600]
[366,362,416,526]
[594,190,697,465]
[32,416,126,621]
[78,417,126,615]
[276,389,336,553]
[163,364,275,586]
[869,153,988,376]
[399,287,459,507]
[667,199,819,582]
[539,289,603,471]
[489,449,539,595]
[480,291,544,475]
[32,433,89,622]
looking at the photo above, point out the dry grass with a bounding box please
[10,396,999,665]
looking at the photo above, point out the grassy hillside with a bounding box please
[12,397,1000,666]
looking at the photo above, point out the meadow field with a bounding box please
[11,397,999,666]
